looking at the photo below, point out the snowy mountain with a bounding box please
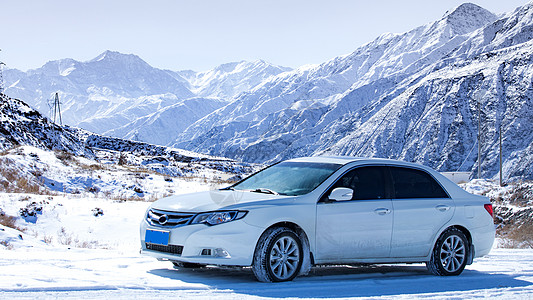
[318,2,533,180]
[3,3,533,180]
[4,51,289,140]
[4,51,193,128]
[173,2,533,180]
[103,97,226,146]
[177,60,292,99]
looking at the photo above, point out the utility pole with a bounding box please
[499,126,503,186]
[49,92,63,125]
[0,49,5,95]
[477,95,482,179]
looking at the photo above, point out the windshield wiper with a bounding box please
[251,188,279,195]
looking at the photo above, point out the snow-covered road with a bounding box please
[1,248,532,299]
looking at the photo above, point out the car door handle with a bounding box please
[374,208,391,215]
[435,205,450,212]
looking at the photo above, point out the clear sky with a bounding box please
[0,0,529,72]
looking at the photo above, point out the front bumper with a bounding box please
[140,218,264,266]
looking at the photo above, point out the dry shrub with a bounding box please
[100,190,146,202]
[79,163,105,171]
[118,152,128,166]
[76,240,101,249]
[0,213,17,229]
[507,183,533,207]
[43,235,53,244]
[494,181,533,248]
[507,223,533,248]
[0,211,24,232]
[55,150,73,164]
[55,227,102,249]
[498,222,533,249]
[0,157,51,194]
[57,227,72,245]
[0,240,14,250]
[16,177,41,194]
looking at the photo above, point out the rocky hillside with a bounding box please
[0,93,94,157]
[174,2,532,180]
[462,179,533,248]
[0,94,255,181]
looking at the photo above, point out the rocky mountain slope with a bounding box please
[174,2,533,180]
[0,93,94,157]
[173,3,497,146]
[0,94,255,183]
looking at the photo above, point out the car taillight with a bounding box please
[484,204,493,218]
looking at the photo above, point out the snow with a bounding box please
[0,176,532,298]
[0,147,530,298]
[0,145,235,199]
[1,230,532,299]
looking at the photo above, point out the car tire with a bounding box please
[172,262,205,269]
[427,228,469,276]
[252,227,303,282]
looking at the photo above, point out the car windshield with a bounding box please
[231,161,342,196]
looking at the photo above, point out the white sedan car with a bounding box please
[140,157,495,282]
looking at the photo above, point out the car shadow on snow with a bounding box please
[148,264,533,298]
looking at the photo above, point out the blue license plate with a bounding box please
[145,229,170,246]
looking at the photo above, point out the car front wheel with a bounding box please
[427,228,469,276]
[252,227,303,282]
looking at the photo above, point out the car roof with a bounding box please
[286,156,476,199]
[286,156,423,167]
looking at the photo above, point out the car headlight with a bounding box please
[191,211,247,226]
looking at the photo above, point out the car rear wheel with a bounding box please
[427,228,469,276]
[252,227,303,282]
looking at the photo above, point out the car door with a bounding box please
[315,166,393,262]
[388,166,455,258]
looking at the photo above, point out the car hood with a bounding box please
[150,190,292,212]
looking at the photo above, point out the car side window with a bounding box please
[331,166,386,200]
[389,167,448,199]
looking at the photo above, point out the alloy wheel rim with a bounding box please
[269,236,300,280]
[439,235,466,273]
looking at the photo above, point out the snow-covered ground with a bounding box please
[1,191,532,299]
[0,183,532,298]
[1,239,532,299]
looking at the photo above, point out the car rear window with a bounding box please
[390,167,449,199]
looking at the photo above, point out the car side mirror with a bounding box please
[328,187,353,201]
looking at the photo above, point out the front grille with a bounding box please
[147,209,195,227]
[146,243,183,255]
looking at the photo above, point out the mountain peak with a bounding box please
[443,3,497,35]
[90,50,144,64]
